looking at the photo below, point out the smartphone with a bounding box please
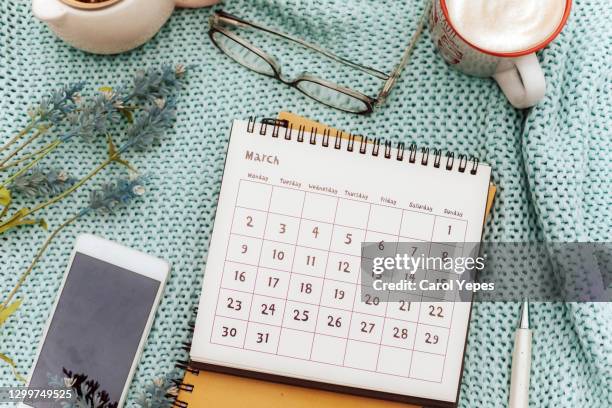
[21,234,170,408]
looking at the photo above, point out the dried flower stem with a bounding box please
[2,212,80,309]
[0,202,8,220]
[0,120,38,155]
[1,140,61,188]
[0,128,49,168]
[24,153,116,218]
[0,156,110,235]
[0,141,58,171]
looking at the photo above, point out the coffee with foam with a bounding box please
[444,0,567,54]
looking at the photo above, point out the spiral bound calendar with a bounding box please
[191,118,492,407]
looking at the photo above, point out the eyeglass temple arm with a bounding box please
[376,0,431,106]
[212,11,390,81]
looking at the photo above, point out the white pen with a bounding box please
[509,301,532,408]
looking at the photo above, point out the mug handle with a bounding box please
[493,53,546,109]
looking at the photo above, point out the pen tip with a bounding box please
[519,300,530,329]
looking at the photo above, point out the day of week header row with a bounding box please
[245,173,465,220]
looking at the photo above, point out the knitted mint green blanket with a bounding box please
[1,0,610,407]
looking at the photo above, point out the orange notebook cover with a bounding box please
[175,366,418,408]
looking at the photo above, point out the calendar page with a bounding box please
[191,120,491,406]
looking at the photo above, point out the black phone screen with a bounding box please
[26,252,160,407]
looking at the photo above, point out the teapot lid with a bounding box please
[60,0,124,10]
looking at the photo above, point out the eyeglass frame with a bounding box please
[208,7,429,115]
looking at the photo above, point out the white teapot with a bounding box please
[32,0,219,55]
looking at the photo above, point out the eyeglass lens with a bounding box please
[212,31,276,76]
[296,80,370,113]
[213,30,370,113]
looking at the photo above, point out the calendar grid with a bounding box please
[209,312,452,356]
[209,179,245,346]
[309,196,340,359]
[242,181,275,349]
[233,206,467,246]
[217,285,453,330]
[342,203,373,366]
[212,180,466,383]
[208,330,450,384]
[275,187,307,354]
[228,231,411,260]
[375,209,404,371]
[232,179,467,223]
[409,214,439,380]
[224,260,441,307]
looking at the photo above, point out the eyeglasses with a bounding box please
[208,7,428,115]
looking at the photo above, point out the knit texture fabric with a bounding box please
[1,1,610,407]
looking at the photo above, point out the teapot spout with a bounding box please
[32,0,67,24]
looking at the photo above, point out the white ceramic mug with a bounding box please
[429,0,572,108]
[32,0,220,55]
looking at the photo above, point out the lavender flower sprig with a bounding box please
[135,369,180,408]
[129,64,186,102]
[62,92,122,142]
[0,64,186,236]
[0,89,124,182]
[49,368,118,408]
[12,65,184,166]
[37,101,174,213]
[121,98,176,152]
[10,168,76,198]
[1,63,184,170]
[1,65,186,176]
[0,82,84,165]
[0,95,177,234]
[31,82,85,126]
[85,177,147,214]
